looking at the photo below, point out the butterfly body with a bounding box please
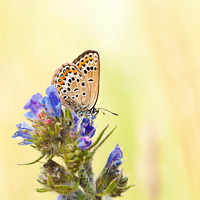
[51,50,100,117]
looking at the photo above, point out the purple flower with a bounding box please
[41,85,61,118]
[72,112,80,132]
[57,195,67,200]
[80,122,96,138]
[106,144,123,167]
[81,116,96,126]
[12,122,34,145]
[77,136,92,150]
[24,93,43,119]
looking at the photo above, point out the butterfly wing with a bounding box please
[73,50,100,110]
[51,62,89,111]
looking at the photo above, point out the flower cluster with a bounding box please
[12,86,132,199]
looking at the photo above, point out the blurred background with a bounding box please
[1,0,200,199]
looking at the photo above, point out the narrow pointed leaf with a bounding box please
[96,178,117,196]
[18,154,45,165]
[88,124,109,150]
[36,187,52,193]
[47,176,54,189]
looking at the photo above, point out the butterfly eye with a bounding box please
[77,78,80,83]
[89,53,93,57]
[94,66,97,71]
[82,92,86,96]
[75,94,79,98]
[84,55,88,59]
[90,66,93,70]
[80,58,84,63]
[60,74,64,78]
[62,69,66,73]
[66,66,70,70]
[72,77,75,81]
[63,95,67,100]
[58,79,61,82]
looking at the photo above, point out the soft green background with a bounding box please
[1,0,200,199]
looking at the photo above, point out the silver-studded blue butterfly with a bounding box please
[51,50,100,117]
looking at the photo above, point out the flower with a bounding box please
[24,86,61,120]
[24,93,43,120]
[77,136,92,150]
[42,85,61,118]
[96,144,132,197]
[57,195,68,200]
[106,144,123,167]
[12,121,34,145]
[57,195,67,200]
[80,122,96,138]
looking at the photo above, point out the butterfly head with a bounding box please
[91,107,99,116]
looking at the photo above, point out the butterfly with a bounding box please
[51,50,100,117]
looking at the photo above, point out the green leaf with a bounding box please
[88,124,109,150]
[47,176,54,189]
[36,187,52,193]
[96,178,118,197]
[88,124,118,158]
[53,179,79,194]
[18,154,45,165]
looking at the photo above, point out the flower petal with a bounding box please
[77,136,92,150]
[106,144,123,167]
[42,86,61,118]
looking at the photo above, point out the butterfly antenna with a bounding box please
[98,108,118,116]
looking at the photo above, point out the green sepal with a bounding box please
[47,175,54,189]
[58,142,63,153]
[55,122,61,135]
[61,109,65,125]
[36,187,52,193]
[40,127,47,133]
[96,178,118,197]
[65,108,73,123]
[48,127,55,137]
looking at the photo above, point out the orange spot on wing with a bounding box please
[58,86,62,92]
[59,74,66,80]
[73,69,77,74]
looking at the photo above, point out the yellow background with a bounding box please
[1,0,200,199]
